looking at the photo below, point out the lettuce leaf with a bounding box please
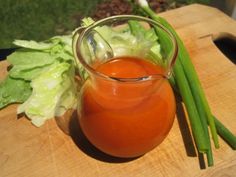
[1,33,78,127]
[9,64,53,81]
[17,61,77,127]
[81,18,162,61]
[13,40,57,50]
[7,49,54,68]
[0,76,32,109]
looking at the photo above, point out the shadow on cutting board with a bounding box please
[175,99,197,158]
[175,98,206,169]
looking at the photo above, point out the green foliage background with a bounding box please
[0,0,211,49]
[0,0,103,48]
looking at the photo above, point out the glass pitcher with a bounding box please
[72,15,178,158]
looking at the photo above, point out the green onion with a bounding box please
[136,0,217,166]
[214,116,236,150]
[137,0,236,166]
[127,18,212,165]
[173,59,213,166]
[173,59,211,152]
[137,0,219,149]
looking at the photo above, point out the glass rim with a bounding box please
[73,15,178,82]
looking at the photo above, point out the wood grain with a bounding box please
[0,4,236,177]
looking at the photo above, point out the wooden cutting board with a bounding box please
[0,4,236,177]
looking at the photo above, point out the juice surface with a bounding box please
[79,56,176,157]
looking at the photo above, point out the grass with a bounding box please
[0,0,104,48]
[0,0,211,49]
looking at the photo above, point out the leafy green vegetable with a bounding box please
[17,61,77,127]
[80,17,162,62]
[0,33,79,126]
[7,49,54,68]
[9,64,53,81]
[97,25,155,58]
[0,76,32,109]
[7,50,55,80]
[128,20,162,65]
[13,40,57,50]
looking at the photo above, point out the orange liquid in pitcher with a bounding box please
[79,56,176,158]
